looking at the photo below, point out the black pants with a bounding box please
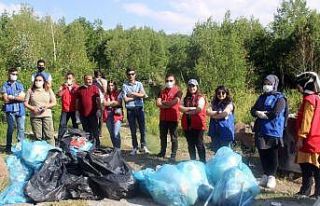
[258,147,278,176]
[184,129,206,163]
[299,163,320,196]
[80,114,100,148]
[159,121,178,157]
[57,111,78,139]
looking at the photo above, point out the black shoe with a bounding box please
[169,156,176,163]
[310,194,320,199]
[5,148,12,155]
[295,191,310,199]
[156,152,165,158]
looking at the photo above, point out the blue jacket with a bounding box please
[253,92,286,138]
[1,81,25,116]
[208,101,235,141]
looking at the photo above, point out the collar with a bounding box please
[127,80,137,85]
[304,90,315,95]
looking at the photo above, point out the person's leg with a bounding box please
[30,117,43,141]
[16,114,25,141]
[211,136,221,153]
[113,120,122,149]
[80,115,90,132]
[298,163,313,196]
[258,148,270,176]
[5,113,15,152]
[127,109,138,149]
[168,121,178,158]
[185,130,196,160]
[106,115,116,147]
[136,108,146,148]
[42,116,55,145]
[69,112,78,129]
[266,147,279,176]
[88,114,100,148]
[57,112,68,139]
[158,121,169,156]
[312,164,320,197]
[195,130,206,163]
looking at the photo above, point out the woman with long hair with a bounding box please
[24,73,56,145]
[103,80,123,150]
[207,85,235,152]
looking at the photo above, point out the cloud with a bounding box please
[0,2,21,14]
[121,0,320,34]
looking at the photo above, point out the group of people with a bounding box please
[1,59,320,198]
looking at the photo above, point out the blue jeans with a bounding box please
[127,107,146,149]
[6,112,25,150]
[106,114,121,149]
[58,111,78,139]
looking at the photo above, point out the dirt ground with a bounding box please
[0,125,318,206]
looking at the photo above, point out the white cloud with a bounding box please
[122,0,320,34]
[0,2,21,14]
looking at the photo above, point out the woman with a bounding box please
[24,73,56,145]
[295,72,320,198]
[156,74,182,161]
[207,85,235,152]
[103,80,123,150]
[251,74,287,189]
[180,79,207,163]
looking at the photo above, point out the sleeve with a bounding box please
[139,82,146,94]
[25,89,31,102]
[176,90,183,99]
[31,74,35,82]
[224,103,234,114]
[122,84,127,98]
[297,101,315,139]
[48,74,53,82]
[266,97,286,119]
[49,89,56,102]
[251,96,261,117]
[198,97,205,109]
[1,84,6,94]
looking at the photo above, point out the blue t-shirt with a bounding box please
[122,81,145,108]
[31,71,52,82]
[1,81,25,116]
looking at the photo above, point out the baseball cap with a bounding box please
[188,79,199,86]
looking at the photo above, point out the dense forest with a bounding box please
[0,0,319,124]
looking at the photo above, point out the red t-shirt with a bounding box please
[76,85,100,117]
[103,90,123,123]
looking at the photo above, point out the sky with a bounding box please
[1,0,320,34]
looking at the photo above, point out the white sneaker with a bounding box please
[140,146,150,154]
[258,174,268,187]
[130,148,138,156]
[266,175,276,189]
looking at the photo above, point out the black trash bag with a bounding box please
[25,149,70,202]
[25,149,99,202]
[58,128,91,151]
[78,148,137,200]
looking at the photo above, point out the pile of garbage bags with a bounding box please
[0,129,136,205]
[134,147,260,206]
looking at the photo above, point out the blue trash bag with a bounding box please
[133,168,155,195]
[0,155,33,205]
[21,139,55,170]
[70,141,93,156]
[212,167,260,206]
[145,164,194,206]
[206,147,242,185]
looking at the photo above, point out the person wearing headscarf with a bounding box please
[251,74,288,189]
[295,72,320,198]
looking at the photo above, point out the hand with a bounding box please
[255,111,268,119]
[7,95,14,100]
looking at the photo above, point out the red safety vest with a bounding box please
[159,86,181,122]
[296,94,320,153]
[181,94,207,130]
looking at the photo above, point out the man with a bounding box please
[156,74,182,161]
[1,67,26,154]
[122,67,150,155]
[31,59,52,87]
[76,74,101,148]
[57,71,79,140]
[93,70,108,138]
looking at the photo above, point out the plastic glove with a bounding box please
[75,111,81,124]
[255,111,268,119]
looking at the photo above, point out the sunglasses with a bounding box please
[127,72,135,76]
[11,73,18,76]
[166,80,174,82]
